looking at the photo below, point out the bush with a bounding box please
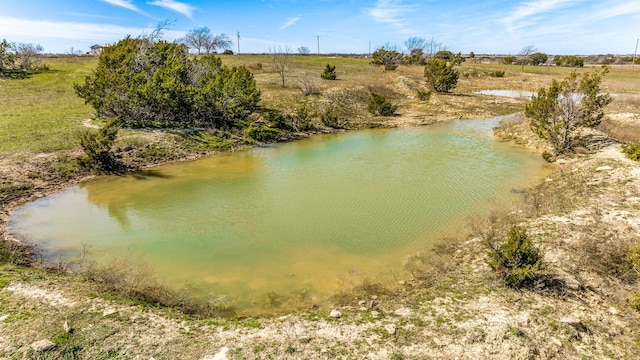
[298,76,321,96]
[622,143,640,161]
[424,58,459,93]
[79,118,120,171]
[503,56,516,64]
[321,64,336,80]
[74,37,260,129]
[526,68,612,154]
[367,92,397,116]
[222,49,234,55]
[486,226,543,288]
[553,55,584,67]
[371,48,403,70]
[492,70,505,78]
[416,89,432,101]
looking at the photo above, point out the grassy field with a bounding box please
[0,57,95,153]
[2,54,639,155]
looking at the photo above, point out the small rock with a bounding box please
[545,178,553,182]
[556,158,567,164]
[358,300,367,306]
[0,314,8,322]
[371,295,378,300]
[102,309,118,317]
[63,320,72,333]
[359,307,368,312]
[398,280,406,285]
[329,309,342,318]
[550,337,562,347]
[609,307,619,315]
[595,165,613,172]
[371,311,380,318]
[560,316,587,332]
[384,324,397,335]
[31,339,56,352]
[394,307,412,317]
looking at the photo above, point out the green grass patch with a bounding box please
[0,56,95,153]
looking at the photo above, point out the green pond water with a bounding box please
[9,116,550,314]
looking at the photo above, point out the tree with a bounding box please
[553,55,584,67]
[204,34,232,54]
[75,37,260,129]
[424,58,459,93]
[184,27,212,55]
[404,36,426,53]
[0,39,15,72]
[297,46,310,55]
[11,42,43,70]
[423,38,446,59]
[184,27,232,55]
[371,47,403,71]
[518,45,537,72]
[321,64,336,80]
[79,117,120,171]
[529,52,548,66]
[270,46,291,87]
[525,68,613,155]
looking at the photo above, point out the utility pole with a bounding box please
[317,35,320,55]
[633,38,639,68]
[237,31,240,55]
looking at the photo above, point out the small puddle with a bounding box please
[475,90,533,99]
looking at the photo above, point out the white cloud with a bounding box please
[591,1,640,19]
[366,0,417,34]
[504,0,581,30]
[280,17,300,30]
[147,0,195,19]
[102,0,146,15]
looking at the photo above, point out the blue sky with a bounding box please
[1,0,639,55]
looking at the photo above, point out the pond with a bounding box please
[474,90,534,99]
[9,116,550,314]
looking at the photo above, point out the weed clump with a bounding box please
[622,143,640,161]
[486,226,544,288]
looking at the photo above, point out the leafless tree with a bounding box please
[298,46,310,55]
[270,46,291,88]
[518,45,537,72]
[11,42,43,70]
[144,19,174,42]
[184,27,211,55]
[404,36,426,53]
[184,27,232,55]
[424,38,446,59]
[204,34,232,54]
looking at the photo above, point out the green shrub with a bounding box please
[628,291,640,311]
[622,143,640,161]
[367,92,397,116]
[79,118,120,171]
[321,64,336,80]
[321,109,340,128]
[424,58,459,93]
[541,151,554,162]
[492,70,505,78]
[222,49,234,55]
[486,226,543,288]
[503,56,516,64]
[74,37,260,129]
[416,89,432,101]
